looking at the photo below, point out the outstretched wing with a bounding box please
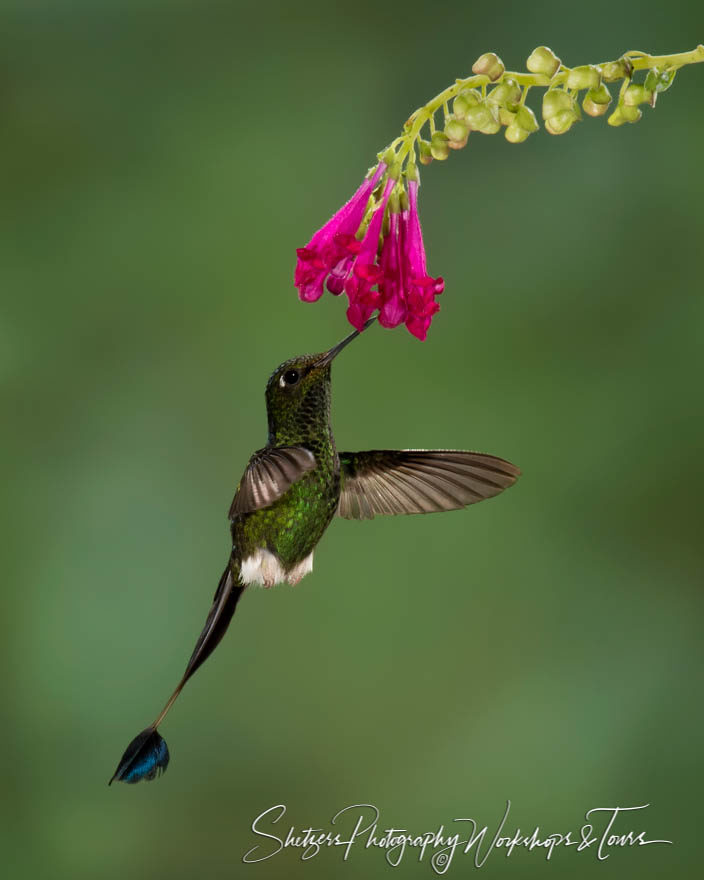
[229,446,316,518]
[337,450,520,520]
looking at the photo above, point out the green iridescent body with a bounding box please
[231,353,340,571]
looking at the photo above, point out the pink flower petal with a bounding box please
[378,210,407,327]
[294,163,386,302]
[344,177,395,324]
[295,167,444,340]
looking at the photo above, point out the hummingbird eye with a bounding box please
[280,369,300,388]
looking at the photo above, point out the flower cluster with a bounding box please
[294,45,703,340]
[295,162,443,340]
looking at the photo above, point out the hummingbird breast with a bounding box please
[232,441,340,589]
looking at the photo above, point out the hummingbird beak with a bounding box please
[315,316,376,369]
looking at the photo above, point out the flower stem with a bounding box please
[387,45,704,169]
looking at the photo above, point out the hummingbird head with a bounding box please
[265,318,375,445]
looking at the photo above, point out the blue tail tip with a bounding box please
[109,727,170,785]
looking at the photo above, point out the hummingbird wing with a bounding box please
[337,450,520,519]
[229,446,316,517]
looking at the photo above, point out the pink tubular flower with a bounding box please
[403,178,444,340]
[378,207,406,328]
[294,162,443,339]
[294,163,386,302]
[343,177,395,331]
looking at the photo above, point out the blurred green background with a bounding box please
[2,0,703,877]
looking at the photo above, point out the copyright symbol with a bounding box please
[432,851,450,870]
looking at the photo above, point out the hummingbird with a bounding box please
[109,318,520,784]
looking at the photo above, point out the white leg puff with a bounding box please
[241,549,314,588]
[286,553,314,586]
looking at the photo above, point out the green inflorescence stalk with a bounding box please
[380,45,704,172]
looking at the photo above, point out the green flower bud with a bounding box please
[542,89,573,120]
[582,83,612,117]
[418,139,433,165]
[526,46,561,78]
[583,96,606,117]
[466,99,501,135]
[608,104,642,126]
[498,106,517,127]
[566,65,601,91]
[601,58,633,82]
[544,109,577,135]
[505,122,530,143]
[472,52,505,82]
[453,88,481,119]
[481,116,501,135]
[619,103,642,123]
[444,116,470,149]
[461,88,482,106]
[444,116,469,141]
[592,82,612,103]
[430,131,450,160]
[489,77,521,107]
[453,95,470,120]
[515,104,539,132]
[443,117,464,140]
[644,67,676,94]
[623,83,654,107]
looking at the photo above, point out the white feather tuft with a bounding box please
[241,548,314,588]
